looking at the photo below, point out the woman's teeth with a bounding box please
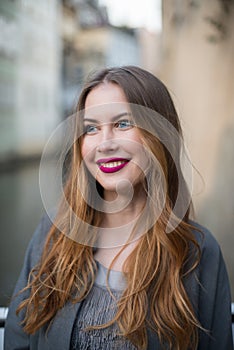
[100,161,127,168]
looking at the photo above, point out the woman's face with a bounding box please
[81,82,148,200]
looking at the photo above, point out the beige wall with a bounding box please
[160,1,234,296]
[137,28,162,75]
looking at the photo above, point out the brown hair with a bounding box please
[17,66,201,349]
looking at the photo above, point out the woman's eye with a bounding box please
[84,125,98,134]
[116,120,133,129]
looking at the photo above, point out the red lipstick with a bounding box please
[97,158,130,173]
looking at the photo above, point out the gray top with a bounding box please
[70,261,137,349]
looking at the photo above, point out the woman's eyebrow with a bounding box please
[83,112,132,123]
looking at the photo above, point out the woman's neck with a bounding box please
[94,185,146,271]
[101,184,146,228]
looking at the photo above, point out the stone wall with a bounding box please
[161,0,234,297]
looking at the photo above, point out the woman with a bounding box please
[4,66,233,349]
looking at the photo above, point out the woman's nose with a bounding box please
[97,126,119,153]
[97,139,118,153]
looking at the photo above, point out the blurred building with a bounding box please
[0,0,62,162]
[137,27,162,76]
[61,0,140,116]
[161,0,234,296]
[0,0,154,156]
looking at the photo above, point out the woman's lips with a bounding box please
[97,158,130,173]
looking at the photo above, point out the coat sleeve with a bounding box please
[4,214,52,350]
[196,226,233,350]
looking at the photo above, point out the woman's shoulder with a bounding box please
[188,220,229,288]
[25,210,55,268]
[188,222,233,349]
[189,220,221,257]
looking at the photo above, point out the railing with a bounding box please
[0,308,8,350]
[0,308,8,328]
[232,302,234,323]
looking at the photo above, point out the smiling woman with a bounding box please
[4,66,233,350]
[82,83,147,203]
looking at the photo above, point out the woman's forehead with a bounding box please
[84,82,128,108]
[83,106,132,124]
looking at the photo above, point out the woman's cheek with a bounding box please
[81,139,93,161]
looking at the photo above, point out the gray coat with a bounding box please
[4,214,233,349]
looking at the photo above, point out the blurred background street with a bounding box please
[0,0,233,306]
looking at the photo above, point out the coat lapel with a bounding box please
[38,301,82,349]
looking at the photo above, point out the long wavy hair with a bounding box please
[17,66,202,349]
